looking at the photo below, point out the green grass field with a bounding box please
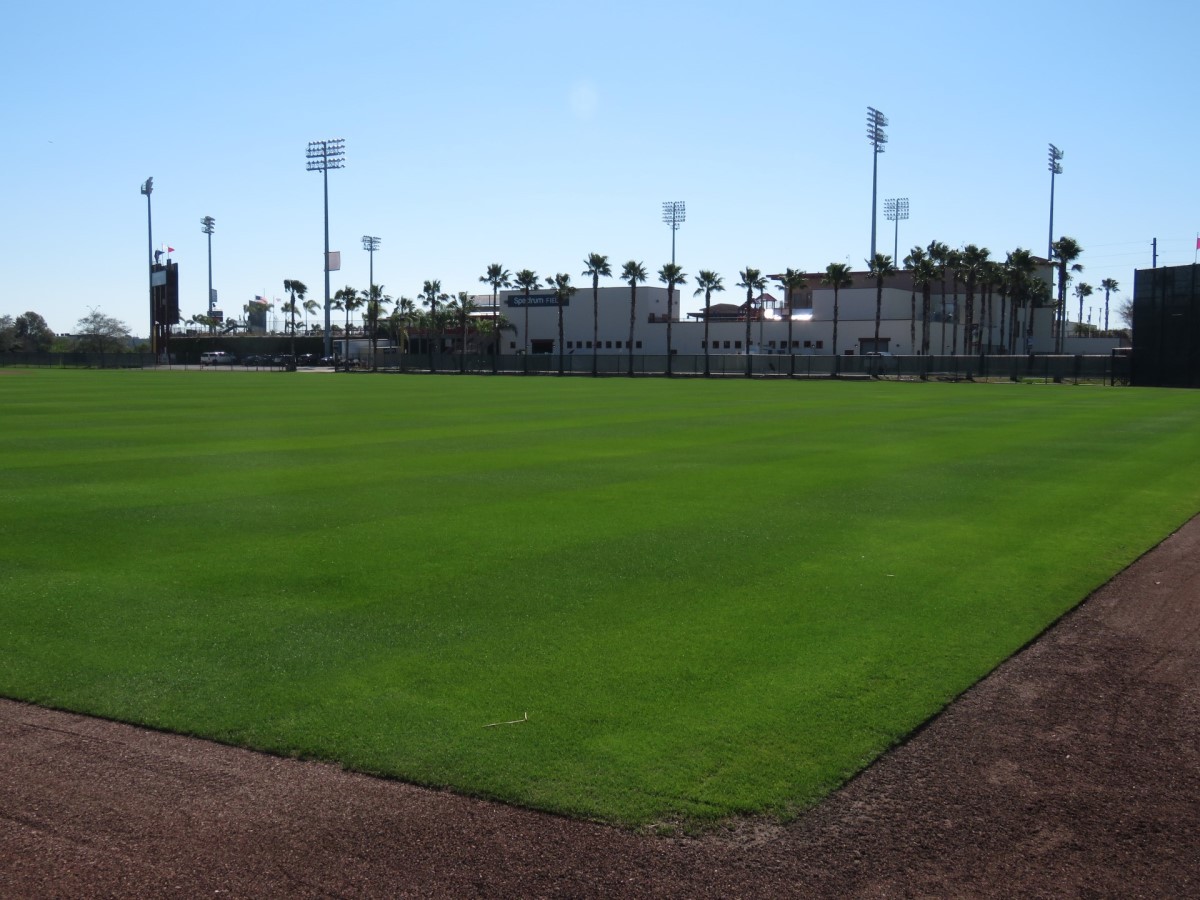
[2,369,1199,826]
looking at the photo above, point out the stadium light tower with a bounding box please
[883,198,909,263]
[867,107,888,259]
[141,178,155,354]
[662,201,685,265]
[201,216,216,318]
[307,138,346,357]
[362,235,380,301]
[1047,143,1064,259]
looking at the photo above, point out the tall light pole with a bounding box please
[307,138,345,357]
[867,107,888,260]
[662,201,685,322]
[201,216,216,324]
[1047,143,1063,259]
[141,178,155,355]
[883,198,909,263]
[362,235,380,367]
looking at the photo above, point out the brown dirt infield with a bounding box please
[2,517,1199,898]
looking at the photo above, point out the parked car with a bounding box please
[200,351,236,366]
[296,353,318,366]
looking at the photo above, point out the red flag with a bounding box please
[1195,236,1199,250]
[168,246,175,253]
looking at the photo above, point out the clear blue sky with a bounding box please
[4,0,1197,336]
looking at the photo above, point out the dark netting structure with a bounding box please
[1133,264,1200,387]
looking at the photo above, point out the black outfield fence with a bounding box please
[1,351,1128,384]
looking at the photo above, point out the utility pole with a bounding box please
[141,178,155,356]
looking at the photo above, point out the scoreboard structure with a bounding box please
[1132,264,1200,388]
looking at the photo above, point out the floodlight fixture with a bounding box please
[883,197,909,263]
[362,236,381,350]
[662,201,685,265]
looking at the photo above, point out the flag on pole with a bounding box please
[1195,235,1199,250]
[168,246,175,253]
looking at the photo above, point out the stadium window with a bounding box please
[616,341,622,349]
[586,341,592,348]
[723,340,731,349]
[768,340,776,348]
[509,341,516,349]
[605,341,612,348]
[734,340,742,349]
[804,340,812,348]
[635,341,642,349]
[815,340,824,349]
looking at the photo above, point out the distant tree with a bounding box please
[361,284,387,369]
[865,253,897,357]
[0,314,15,351]
[958,245,990,354]
[74,308,132,354]
[582,253,612,377]
[775,268,807,376]
[512,269,539,364]
[1117,298,1134,328]
[447,291,478,373]
[737,267,766,377]
[904,247,929,355]
[1051,236,1084,352]
[545,273,577,375]
[693,270,725,377]
[13,311,55,352]
[620,260,648,376]
[657,263,687,376]
[334,285,362,369]
[479,263,511,369]
[1072,282,1093,336]
[1100,277,1119,332]
[303,298,320,333]
[821,263,853,368]
[418,279,447,372]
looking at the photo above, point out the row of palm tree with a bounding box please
[255,236,1099,377]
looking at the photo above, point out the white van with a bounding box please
[200,351,235,366]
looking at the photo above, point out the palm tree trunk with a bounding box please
[665,284,673,377]
[557,299,564,376]
[832,289,840,374]
[786,287,795,377]
[592,277,599,377]
[627,286,636,377]
[744,289,753,378]
[703,293,711,377]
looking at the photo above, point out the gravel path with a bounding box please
[3,517,1198,897]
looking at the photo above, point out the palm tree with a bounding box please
[1051,237,1084,353]
[693,270,724,377]
[1100,277,1119,332]
[1003,248,1039,353]
[926,241,951,354]
[821,262,853,372]
[865,253,897,358]
[282,279,307,362]
[946,248,964,354]
[958,245,990,354]
[620,260,648,377]
[1073,282,1094,336]
[389,296,416,370]
[979,259,1003,356]
[657,263,687,376]
[418,279,447,372]
[361,284,387,370]
[447,291,478,373]
[302,298,320,334]
[775,268,807,376]
[904,247,926,355]
[479,264,511,371]
[334,285,362,370]
[512,269,539,366]
[544,274,577,375]
[737,267,766,377]
[582,253,611,377]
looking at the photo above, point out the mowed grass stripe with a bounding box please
[2,370,1199,824]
